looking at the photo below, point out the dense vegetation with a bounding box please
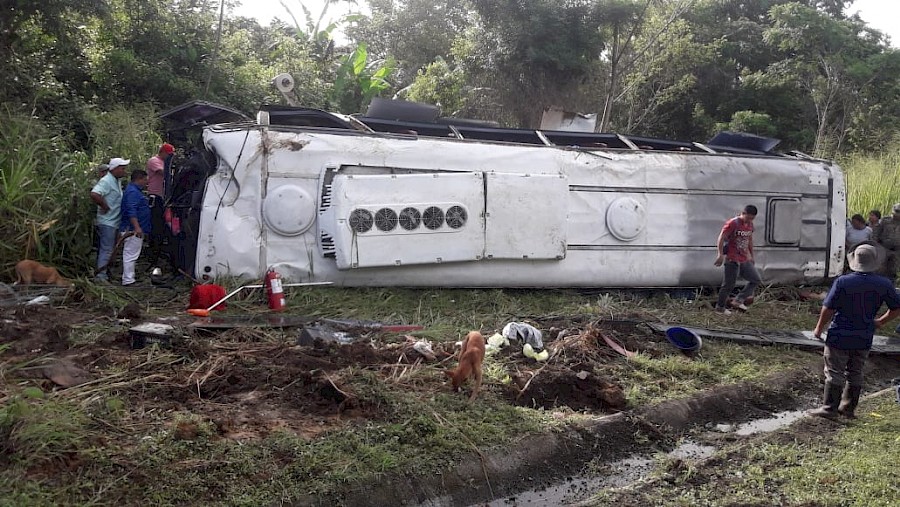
[1,0,899,273]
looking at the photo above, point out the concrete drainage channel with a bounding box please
[300,358,900,507]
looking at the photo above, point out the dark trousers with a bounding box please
[147,195,165,267]
[716,261,761,308]
[824,345,869,388]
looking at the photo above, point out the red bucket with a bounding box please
[189,284,227,311]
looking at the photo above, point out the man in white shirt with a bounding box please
[846,214,872,252]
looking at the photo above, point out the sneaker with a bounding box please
[713,306,732,315]
[730,301,749,312]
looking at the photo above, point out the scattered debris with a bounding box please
[647,323,900,355]
[118,302,142,320]
[41,359,93,388]
[190,314,310,329]
[410,338,436,361]
[25,295,51,305]
[129,322,175,349]
[599,330,636,358]
[664,327,703,355]
[298,324,355,346]
[502,322,544,350]
[0,282,69,307]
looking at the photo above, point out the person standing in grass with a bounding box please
[120,169,151,287]
[873,203,900,280]
[845,214,873,252]
[713,205,761,315]
[90,158,128,282]
[811,244,900,419]
[868,209,881,229]
[145,143,174,268]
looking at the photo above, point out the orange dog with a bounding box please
[445,331,485,401]
[14,260,72,286]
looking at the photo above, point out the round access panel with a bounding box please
[262,185,316,236]
[606,197,646,241]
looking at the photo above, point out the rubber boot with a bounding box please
[808,383,842,419]
[838,385,863,419]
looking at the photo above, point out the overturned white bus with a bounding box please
[161,100,846,288]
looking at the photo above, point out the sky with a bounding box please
[232,0,362,29]
[234,0,900,48]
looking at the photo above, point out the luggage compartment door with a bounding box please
[484,172,568,260]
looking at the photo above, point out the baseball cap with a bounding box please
[892,203,900,214]
[108,157,130,170]
[97,163,109,175]
[160,143,175,155]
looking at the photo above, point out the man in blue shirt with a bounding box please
[120,169,151,286]
[811,244,900,418]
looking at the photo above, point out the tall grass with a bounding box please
[0,110,94,276]
[86,104,163,161]
[0,105,164,279]
[841,148,900,217]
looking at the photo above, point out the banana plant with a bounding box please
[330,42,396,113]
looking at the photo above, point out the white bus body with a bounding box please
[184,108,845,287]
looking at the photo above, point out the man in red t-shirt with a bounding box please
[714,205,761,314]
[145,143,175,267]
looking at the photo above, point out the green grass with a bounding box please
[0,288,828,505]
[586,392,900,507]
[841,150,900,217]
[0,380,556,506]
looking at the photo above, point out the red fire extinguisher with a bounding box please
[264,267,286,312]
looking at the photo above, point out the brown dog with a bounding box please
[445,331,485,402]
[14,260,72,286]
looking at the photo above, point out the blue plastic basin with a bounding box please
[665,327,703,352]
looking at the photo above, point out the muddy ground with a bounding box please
[0,303,651,442]
[2,289,899,506]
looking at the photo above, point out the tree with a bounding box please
[764,3,896,156]
[349,0,471,85]
[462,0,605,127]
[596,0,697,132]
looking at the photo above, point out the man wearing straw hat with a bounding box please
[811,244,900,419]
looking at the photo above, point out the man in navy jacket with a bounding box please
[120,170,151,286]
[811,244,900,418]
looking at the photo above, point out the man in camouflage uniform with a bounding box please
[872,203,900,281]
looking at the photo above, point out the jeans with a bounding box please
[824,345,869,388]
[716,261,761,308]
[95,224,118,279]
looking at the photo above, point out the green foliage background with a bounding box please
[1,0,899,275]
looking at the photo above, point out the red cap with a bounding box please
[160,143,175,155]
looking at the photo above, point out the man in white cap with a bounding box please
[811,244,900,419]
[90,157,129,282]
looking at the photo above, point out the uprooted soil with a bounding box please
[1,304,669,442]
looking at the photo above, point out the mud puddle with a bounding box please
[481,440,714,507]
[482,407,808,506]
[715,409,807,436]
